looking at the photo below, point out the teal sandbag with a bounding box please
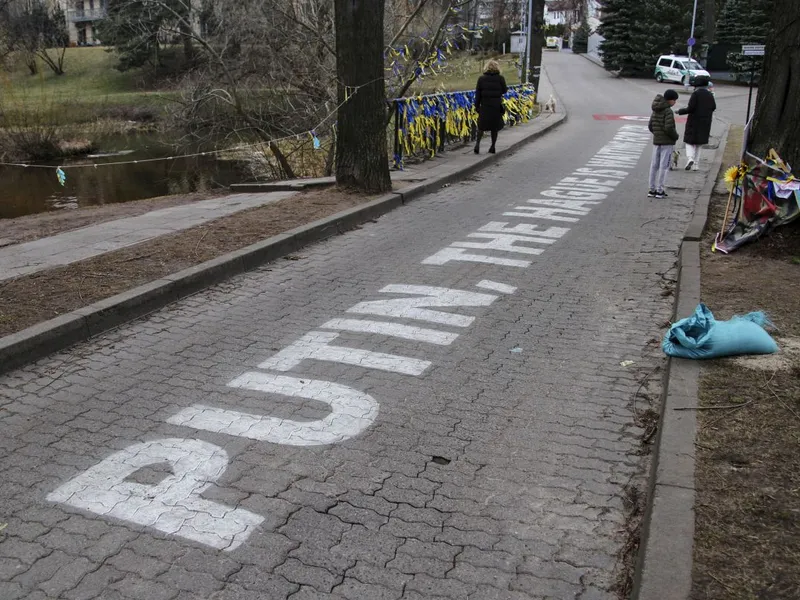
[662,303,778,359]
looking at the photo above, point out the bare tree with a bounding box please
[123,0,339,179]
[96,0,484,185]
[527,0,545,91]
[492,0,523,34]
[1,0,69,75]
[385,0,478,102]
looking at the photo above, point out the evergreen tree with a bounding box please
[599,0,698,77]
[96,0,196,73]
[647,0,696,56]
[572,19,590,54]
[598,0,650,75]
[716,0,771,81]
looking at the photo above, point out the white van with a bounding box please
[654,55,710,85]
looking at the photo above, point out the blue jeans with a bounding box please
[649,145,674,192]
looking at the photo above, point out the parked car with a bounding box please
[654,55,710,85]
[546,37,560,49]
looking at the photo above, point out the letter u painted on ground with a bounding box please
[168,373,379,446]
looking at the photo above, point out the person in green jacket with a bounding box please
[647,89,679,198]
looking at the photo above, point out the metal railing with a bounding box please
[390,84,537,170]
[66,8,107,22]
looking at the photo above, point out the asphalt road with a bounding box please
[0,53,746,600]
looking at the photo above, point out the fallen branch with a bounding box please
[765,378,800,421]
[675,400,753,411]
[633,365,660,419]
[193,230,210,256]
[121,253,156,263]
[707,571,737,596]
[704,398,757,429]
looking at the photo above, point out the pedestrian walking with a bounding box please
[474,59,508,155]
[677,75,716,171]
[647,89,680,198]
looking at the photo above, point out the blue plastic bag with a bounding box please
[662,303,778,359]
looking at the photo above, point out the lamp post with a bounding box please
[526,0,534,83]
[688,0,698,61]
[520,0,533,84]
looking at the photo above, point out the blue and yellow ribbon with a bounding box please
[393,85,537,169]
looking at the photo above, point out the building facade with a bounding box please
[59,0,107,46]
[545,0,602,31]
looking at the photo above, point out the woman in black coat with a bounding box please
[677,75,716,170]
[474,59,508,154]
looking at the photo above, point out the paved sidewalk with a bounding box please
[0,192,296,282]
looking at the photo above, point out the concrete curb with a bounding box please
[230,179,335,193]
[579,52,605,69]
[632,123,731,600]
[0,113,566,376]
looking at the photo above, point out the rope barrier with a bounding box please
[0,77,384,185]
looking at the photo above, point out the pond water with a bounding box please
[0,132,249,220]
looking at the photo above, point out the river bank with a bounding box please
[0,47,524,219]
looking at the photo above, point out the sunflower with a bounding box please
[723,164,746,191]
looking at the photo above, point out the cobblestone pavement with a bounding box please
[1,53,725,599]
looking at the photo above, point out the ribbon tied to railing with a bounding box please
[392,84,537,169]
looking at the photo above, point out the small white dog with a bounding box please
[543,95,557,113]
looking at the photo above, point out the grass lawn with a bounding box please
[1,48,527,125]
[0,47,171,123]
[408,53,523,95]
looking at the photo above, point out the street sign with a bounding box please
[742,45,764,123]
[742,44,765,56]
[687,37,696,47]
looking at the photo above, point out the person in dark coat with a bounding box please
[677,75,716,170]
[474,59,508,154]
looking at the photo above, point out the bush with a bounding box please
[0,99,103,161]
[97,105,158,123]
[545,24,567,37]
[572,22,590,54]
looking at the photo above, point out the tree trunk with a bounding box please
[471,2,479,49]
[36,49,65,75]
[334,0,391,192]
[528,0,545,92]
[25,52,38,75]
[181,24,195,64]
[268,141,296,180]
[703,0,716,43]
[749,0,800,170]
